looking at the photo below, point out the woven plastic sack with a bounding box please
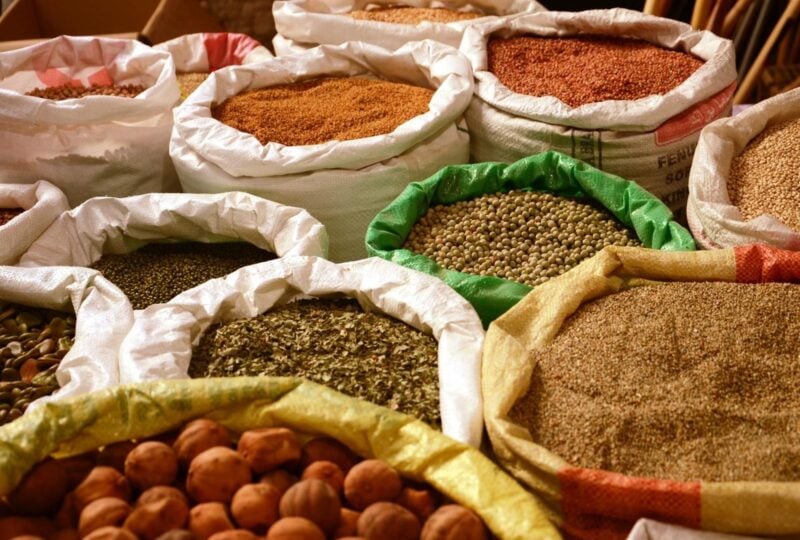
[17,191,328,272]
[0,266,132,407]
[0,36,180,206]
[627,520,761,540]
[170,40,472,262]
[0,377,561,540]
[483,244,800,539]
[461,9,737,217]
[687,87,800,250]
[272,0,545,52]
[119,255,485,447]
[0,181,68,265]
[365,151,695,327]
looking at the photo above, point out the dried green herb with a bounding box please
[91,242,276,309]
[190,298,441,428]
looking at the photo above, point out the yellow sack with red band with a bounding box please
[483,244,800,539]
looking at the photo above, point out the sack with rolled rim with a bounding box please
[0,181,68,265]
[460,9,737,218]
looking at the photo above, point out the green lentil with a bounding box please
[190,298,441,427]
[509,282,800,482]
[91,242,276,309]
[404,190,641,287]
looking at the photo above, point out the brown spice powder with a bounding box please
[728,118,800,230]
[25,84,146,100]
[349,6,482,24]
[0,208,23,227]
[487,35,704,107]
[212,77,434,146]
[509,282,800,482]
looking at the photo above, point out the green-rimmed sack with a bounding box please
[365,151,695,326]
[0,377,561,540]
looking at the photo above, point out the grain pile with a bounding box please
[25,84,145,100]
[509,282,800,482]
[91,242,275,309]
[212,77,434,146]
[177,72,209,101]
[0,208,23,227]
[728,118,800,229]
[190,298,441,427]
[487,35,703,107]
[349,6,482,24]
[403,190,640,287]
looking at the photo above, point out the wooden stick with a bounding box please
[658,0,673,16]
[722,0,757,36]
[644,0,660,15]
[735,0,800,104]
[706,0,735,33]
[692,0,714,29]
[776,18,797,65]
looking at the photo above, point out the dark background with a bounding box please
[542,0,694,22]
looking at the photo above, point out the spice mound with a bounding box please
[404,190,641,288]
[91,242,276,310]
[487,35,703,107]
[2,419,489,539]
[190,298,441,427]
[510,282,800,482]
[0,207,23,227]
[177,72,209,101]
[349,6,482,24]
[212,77,434,146]
[728,118,800,229]
[0,303,74,426]
[25,84,146,100]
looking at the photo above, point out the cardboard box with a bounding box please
[0,0,223,51]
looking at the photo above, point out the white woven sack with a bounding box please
[627,519,762,540]
[0,266,133,408]
[273,0,544,51]
[0,181,69,265]
[119,256,486,447]
[461,9,737,215]
[171,40,472,262]
[0,36,181,207]
[687,88,800,250]
[155,33,272,75]
[18,192,328,271]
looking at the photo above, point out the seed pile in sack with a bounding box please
[0,36,181,206]
[0,378,559,540]
[366,151,695,326]
[0,181,69,265]
[272,0,545,53]
[0,208,22,226]
[482,244,800,539]
[170,41,473,262]
[688,87,800,250]
[460,9,737,218]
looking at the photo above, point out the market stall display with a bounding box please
[366,151,695,326]
[155,33,272,101]
[0,36,181,206]
[17,192,328,309]
[271,0,545,54]
[688,87,800,250]
[118,256,485,448]
[0,378,560,540]
[170,40,472,261]
[460,9,737,217]
[482,244,800,539]
[0,181,69,265]
[0,266,132,420]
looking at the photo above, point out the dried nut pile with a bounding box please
[510,282,800,482]
[177,73,209,101]
[90,242,275,310]
[25,84,146,100]
[0,207,23,227]
[404,190,641,287]
[1,419,488,540]
[0,303,74,426]
[728,118,800,229]
[488,35,704,107]
[349,6,482,24]
[212,77,434,146]
[190,298,441,427]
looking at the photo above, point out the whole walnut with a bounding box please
[420,505,487,540]
[343,460,402,511]
[333,508,360,538]
[155,531,196,540]
[300,438,358,473]
[173,419,231,467]
[124,441,179,490]
[187,447,251,504]
[237,428,300,474]
[7,459,68,516]
[189,502,234,540]
[137,486,189,507]
[83,527,138,540]
[78,497,132,537]
[259,470,297,497]
[123,497,189,540]
[231,483,280,532]
[396,487,436,521]
[73,467,132,512]
[279,479,341,535]
[0,516,55,540]
[301,460,344,494]
[207,531,257,540]
[357,502,420,540]
[265,517,325,540]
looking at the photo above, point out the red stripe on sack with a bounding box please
[558,466,702,540]
[204,33,261,72]
[654,83,736,146]
[735,244,800,283]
